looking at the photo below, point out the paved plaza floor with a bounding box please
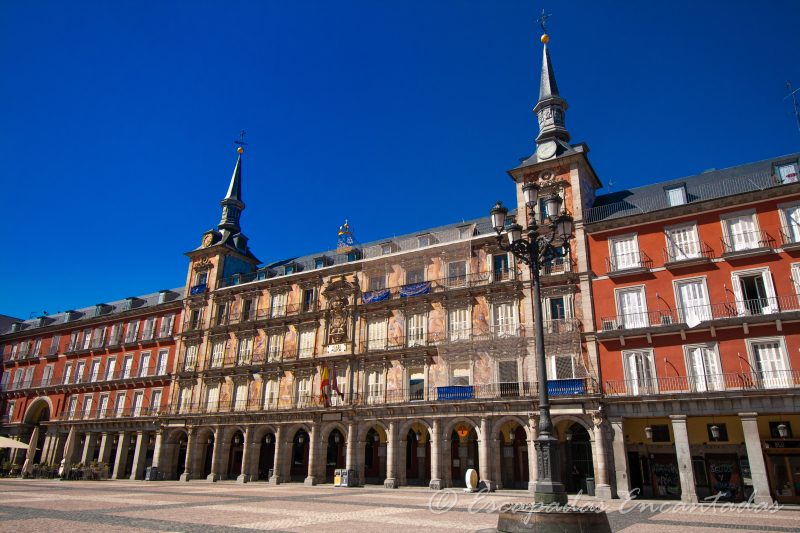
[0,479,797,532]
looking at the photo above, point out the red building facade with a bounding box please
[586,155,800,504]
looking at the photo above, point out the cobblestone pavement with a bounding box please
[0,479,797,532]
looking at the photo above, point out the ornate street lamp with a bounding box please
[265,434,273,445]
[565,429,573,442]
[777,423,789,438]
[490,184,574,505]
[709,425,721,441]
[644,426,653,441]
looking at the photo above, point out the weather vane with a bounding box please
[537,8,552,34]
[234,130,247,154]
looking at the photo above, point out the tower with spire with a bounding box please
[183,145,260,297]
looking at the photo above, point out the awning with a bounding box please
[0,436,30,450]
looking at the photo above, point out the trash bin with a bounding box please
[585,477,595,496]
[340,470,348,487]
[346,469,357,487]
[145,466,158,481]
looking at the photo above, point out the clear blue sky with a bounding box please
[1,1,799,319]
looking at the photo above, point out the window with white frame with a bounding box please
[267,333,283,361]
[748,338,791,388]
[406,266,425,285]
[82,329,92,350]
[63,363,73,384]
[665,184,687,206]
[447,260,468,286]
[492,253,511,281]
[50,334,61,355]
[609,234,640,270]
[74,361,85,383]
[367,319,387,350]
[0,373,9,391]
[124,321,140,343]
[234,382,249,411]
[139,352,150,377]
[731,268,776,316]
[108,324,121,346]
[722,212,759,252]
[23,367,34,388]
[296,376,312,407]
[159,314,174,338]
[366,370,384,404]
[68,331,79,351]
[492,302,517,337]
[684,343,723,392]
[11,369,23,389]
[210,339,225,368]
[237,337,253,365]
[132,391,144,417]
[674,277,711,326]
[544,295,573,332]
[150,389,162,414]
[330,365,347,406]
[32,338,42,356]
[104,357,116,381]
[450,363,471,386]
[83,395,93,418]
[407,312,427,347]
[156,350,168,375]
[67,396,78,419]
[448,307,470,341]
[114,393,126,417]
[622,349,657,395]
[368,274,386,292]
[616,286,648,329]
[178,387,190,413]
[298,330,315,358]
[89,359,101,382]
[206,383,220,412]
[42,365,53,387]
[548,353,581,380]
[91,327,105,348]
[792,264,800,301]
[122,355,133,378]
[781,203,800,244]
[142,317,156,340]
[270,292,288,318]
[264,379,279,409]
[408,368,425,401]
[183,345,198,370]
[97,394,109,418]
[776,160,799,183]
[665,223,701,261]
[5,401,15,421]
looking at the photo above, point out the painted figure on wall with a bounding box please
[328,297,349,344]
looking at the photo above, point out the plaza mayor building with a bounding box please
[1,30,799,505]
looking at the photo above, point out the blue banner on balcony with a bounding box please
[362,289,390,304]
[437,385,474,400]
[547,378,586,396]
[400,281,431,298]
[190,284,207,295]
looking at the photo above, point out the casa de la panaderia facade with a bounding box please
[1,31,799,504]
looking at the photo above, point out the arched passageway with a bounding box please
[256,432,276,481]
[325,429,345,482]
[290,429,309,482]
[227,430,245,479]
[564,422,594,494]
[405,426,431,486]
[499,424,529,489]
[363,427,386,484]
[450,425,479,487]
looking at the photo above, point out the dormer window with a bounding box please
[665,184,687,207]
[346,249,361,262]
[417,235,432,247]
[284,265,295,275]
[458,226,474,240]
[195,272,208,286]
[381,243,393,255]
[776,160,799,183]
[314,258,325,269]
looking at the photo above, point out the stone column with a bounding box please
[97,432,113,465]
[398,433,408,486]
[670,415,698,503]
[270,426,283,484]
[442,432,453,488]
[304,423,319,485]
[592,412,612,499]
[129,431,149,480]
[739,413,773,504]
[80,433,97,464]
[429,419,442,490]
[609,417,629,499]
[346,422,356,472]
[150,430,163,476]
[112,431,131,479]
[22,426,40,475]
[478,418,494,491]
[207,428,221,482]
[46,430,61,465]
[528,415,538,492]
[384,421,397,488]
[237,427,251,483]
[60,427,77,475]
[180,429,194,482]
[492,434,502,491]
[40,430,55,465]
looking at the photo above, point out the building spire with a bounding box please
[218,146,245,232]
[533,22,570,160]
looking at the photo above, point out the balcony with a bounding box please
[189,283,207,296]
[541,257,577,278]
[780,226,800,250]
[663,241,715,269]
[721,230,776,259]
[58,405,161,422]
[229,309,258,325]
[360,325,527,354]
[599,293,800,334]
[1,362,171,396]
[604,369,800,397]
[605,251,653,277]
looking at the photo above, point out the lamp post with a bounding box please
[489,181,573,505]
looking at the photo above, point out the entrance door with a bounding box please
[258,437,275,481]
[767,453,800,504]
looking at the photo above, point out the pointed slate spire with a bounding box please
[533,35,570,151]
[218,147,245,233]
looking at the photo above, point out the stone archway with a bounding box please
[362,425,387,484]
[163,429,188,480]
[290,428,310,482]
[22,398,51,465]
[324,429,346,483]
[252,428,277,482]
[193,428,216,480]
[227,429,245,480]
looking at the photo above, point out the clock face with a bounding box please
[537,141,557,160]
[202,234,213,247]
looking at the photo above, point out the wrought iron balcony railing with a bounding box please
[721,230,775,255]
[605,251,653,275]
[663,241,715,265]
[603,369,800,397]
[0,362,170,393]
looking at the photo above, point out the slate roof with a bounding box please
[585,153,800,224]
[0,288,184,337]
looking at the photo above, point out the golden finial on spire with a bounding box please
[538,9,552,44]
[234,130,247,154]
[237,146,244,154]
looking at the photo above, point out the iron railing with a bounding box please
[58,405,162,421]
[600,294,800,332]
[0,362,170,392]
[606,251,653,274]
[663,241,715,264]
[721,230,775,255]
[604,370,800,397]
[780,226,800,247]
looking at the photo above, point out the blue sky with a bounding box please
[1,1,799,319]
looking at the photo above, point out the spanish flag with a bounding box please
[320,362,331,407]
